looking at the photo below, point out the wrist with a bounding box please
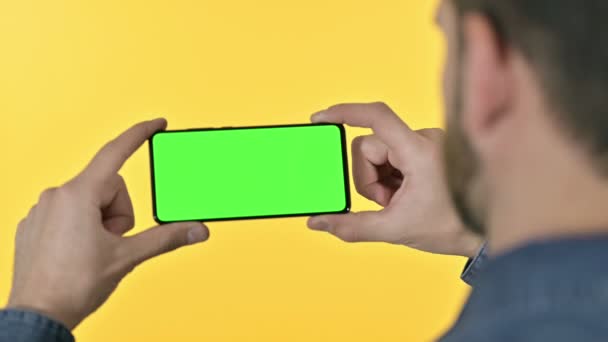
[7,294,77,330]
[457,229,484,258]
[444,214,484,258]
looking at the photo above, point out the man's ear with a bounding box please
[461,13,512,148]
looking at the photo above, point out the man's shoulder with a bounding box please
[442,237,608,342]
[440,311,608,342]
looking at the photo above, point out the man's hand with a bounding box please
[7,119,210,330]
[307,103,482,258]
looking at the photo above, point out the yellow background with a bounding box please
[0,0,470,341]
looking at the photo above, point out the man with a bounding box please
[3,0,608,340]
[314,0,608,339]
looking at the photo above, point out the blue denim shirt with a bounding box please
[461,242,488,286]
[442,236,608,342]
[0,309,74,342]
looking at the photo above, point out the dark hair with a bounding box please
[453,0,608,174]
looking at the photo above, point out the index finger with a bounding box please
[82,118,167,183]
[311,102,420,150]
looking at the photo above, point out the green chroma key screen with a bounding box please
[149,124,350,223]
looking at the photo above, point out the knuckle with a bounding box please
[158,231,186,255]
[27,204,37,217]
[38,187,57,203]
[354,135,384,160]
[370,102,401,126]
[63,177,89,196]
[424,128,445,141]
[371,101,391,113]
[361,211,385,228]
[325,104,346,117]
[351,136,365,151]
[54,185,77,202]
[372,101,388,108]
[430,127,445,135]
[16,218,27,235]
[359,136,378,156]
[335,226,359,243]
[328,103,347,111]
[101,139,118,156]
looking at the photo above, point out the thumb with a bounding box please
[125,222,209,266]
[307,212,383,243]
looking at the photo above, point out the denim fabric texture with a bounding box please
[442,236,608,342]
[461,242,488,286]
[0,309,74,342]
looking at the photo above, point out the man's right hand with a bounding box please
[7,119,210,330]
[308,102,482,258]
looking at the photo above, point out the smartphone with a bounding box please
[148,123,351,223]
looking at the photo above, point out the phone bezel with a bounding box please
[148,123,351,224]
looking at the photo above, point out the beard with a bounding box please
[443,68,487,236]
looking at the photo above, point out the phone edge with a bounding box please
[149,123,351,224]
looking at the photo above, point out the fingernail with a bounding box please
[308,218,329,231]
[187,224,209,244]
[311,111,326,123]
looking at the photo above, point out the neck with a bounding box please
[486,120,608,256]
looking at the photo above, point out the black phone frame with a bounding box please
[148,123,351,224]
